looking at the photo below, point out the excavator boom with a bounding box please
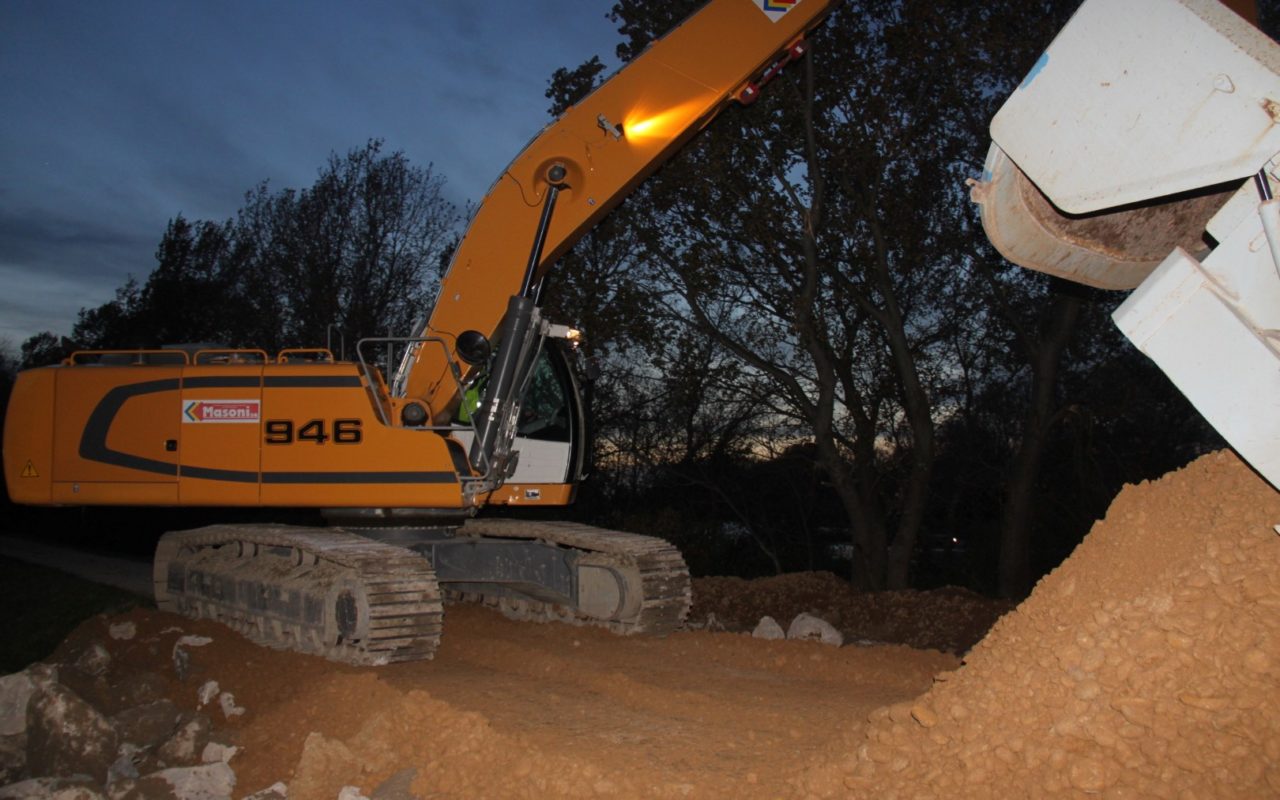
[402,0,836,420]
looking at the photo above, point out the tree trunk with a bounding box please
[999,284,1082,597]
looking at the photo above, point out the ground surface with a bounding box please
[14,449,1280,798]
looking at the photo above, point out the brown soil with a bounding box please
[691,573,1012,654]
[799,449,1280,798]
[41,449,1280,798]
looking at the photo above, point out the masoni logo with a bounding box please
[757,0,799,22]
[183,399,261,424]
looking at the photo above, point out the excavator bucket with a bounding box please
[973,0,1280,488]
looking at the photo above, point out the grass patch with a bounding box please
[0,557,147,673]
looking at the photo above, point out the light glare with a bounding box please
[623,101,703,144]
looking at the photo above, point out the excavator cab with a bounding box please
[451,342,588,494]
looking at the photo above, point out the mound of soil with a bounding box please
[796,449,1280,798]
[691,572,1012,654]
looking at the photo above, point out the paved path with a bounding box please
[0,535,153,598]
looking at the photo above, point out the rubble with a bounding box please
[692,572,1012,654]
[0,675,35,737]
[106,624,135,643]
[0,776,102,800]
[750,616,785,640]
[0,623,240,800]
[196,682,219,709]
[786,612,843,646]
[134,763,235,800]
[25,678,118,783]
[156,714,213,766]
[242,781,288,800]
[217,693,245,720]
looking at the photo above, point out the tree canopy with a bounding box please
[24,141,460,361]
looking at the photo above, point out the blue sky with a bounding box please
[0,1,619,348]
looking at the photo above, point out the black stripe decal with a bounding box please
[183,376,261,389]
[180,376,363,389]
[80,379,181,476]
[262,471,457,484]
[265,376,363,388]
[180,465,259,483]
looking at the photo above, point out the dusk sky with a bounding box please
[1,1,619,349]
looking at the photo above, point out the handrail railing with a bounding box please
[276,348,335,363]
[194,349,268,365]
[68,349,190,366]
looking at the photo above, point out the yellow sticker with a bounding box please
[20,461,38,478]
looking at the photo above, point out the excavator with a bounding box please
[972,0,1280,494]
[2,0,838,664]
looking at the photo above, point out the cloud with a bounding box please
[0,0,621,344]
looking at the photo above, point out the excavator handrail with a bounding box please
[67,349,190,366]
[276,348,335,363]
[193,348,269,365]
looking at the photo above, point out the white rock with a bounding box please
[218,692,245,719]
[337,787,368,800]
[108,742,143,782]
[243,782,288,800]
[202,742,239,764]
[197,681,220,708]
[0,673,36,736]
[786,612,843,647]
[143,763,236,800]
[751,616,785,640]
[108,622,137,641]
[75,643,112,677]
[172,635,213,679]
[0,776,104,800]
[158,715,212,765]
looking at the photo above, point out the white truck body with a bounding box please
[974,0,1280,489]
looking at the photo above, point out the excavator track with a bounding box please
[154,524,443,666]
[450,519,692,636]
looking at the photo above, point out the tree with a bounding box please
[540,0,1093,590]
[20,332,70,369]
[64,141,461,356]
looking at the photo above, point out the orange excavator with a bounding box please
[3,0,837,664]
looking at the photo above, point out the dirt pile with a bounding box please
[796,450,1280,798]
[692,572,1012,654]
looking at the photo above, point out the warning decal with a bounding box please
[20,461,38,478]
[183,399,261,424]
[756,0,800,22]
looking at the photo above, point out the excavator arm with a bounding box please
[393,0,837,459]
